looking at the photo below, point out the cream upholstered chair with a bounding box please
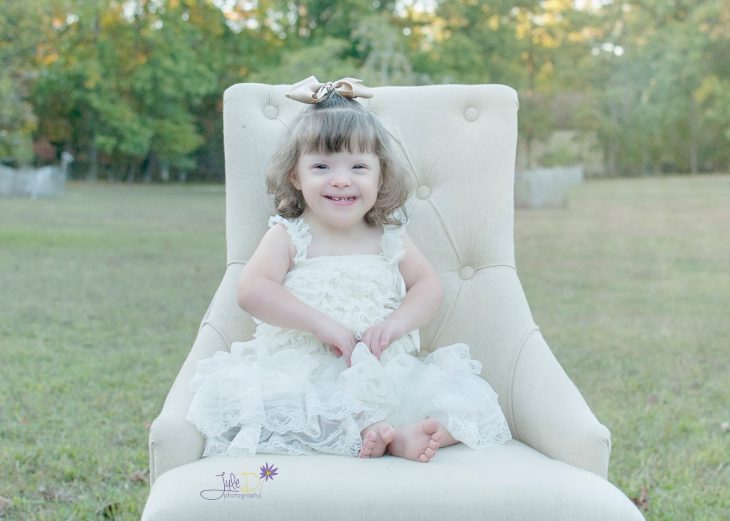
[142,82,645,520]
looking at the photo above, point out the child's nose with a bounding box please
[330,171,352,187]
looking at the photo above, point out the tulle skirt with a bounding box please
[185,340,512,457]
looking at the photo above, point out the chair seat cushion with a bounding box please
[142,440,643,521]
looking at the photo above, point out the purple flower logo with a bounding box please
[259,462,278,482]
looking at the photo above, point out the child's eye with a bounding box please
[313,164,328,170]
[353,164,366,170]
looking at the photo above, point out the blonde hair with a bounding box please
[266,92,413,227]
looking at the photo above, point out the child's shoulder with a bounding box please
[261,217,297,269]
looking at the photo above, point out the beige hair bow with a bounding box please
[286,76,373,104]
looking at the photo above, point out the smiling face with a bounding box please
[291,150,381,231]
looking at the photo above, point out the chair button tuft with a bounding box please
[459,265,475,280]
[464,107,479,122]
[416,185,431,199]
[263,105,279,119]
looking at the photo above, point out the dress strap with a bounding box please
[381,222,407,266]
[268,215,311,264]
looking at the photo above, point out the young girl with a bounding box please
[185,77,512,463]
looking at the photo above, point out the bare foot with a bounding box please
[386,418,443,462]
[359,421,396,458]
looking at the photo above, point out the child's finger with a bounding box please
[372,330,383,350]
[371,342,381,358]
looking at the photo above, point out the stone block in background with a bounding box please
[515,165,584,209]
[0,152,73,198]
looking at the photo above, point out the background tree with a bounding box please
[2,0,728,180]
[0,1,50,163]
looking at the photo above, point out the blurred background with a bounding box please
[2,0,729,183]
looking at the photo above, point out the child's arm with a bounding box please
[361,233,443,357]
[237,224,357,363]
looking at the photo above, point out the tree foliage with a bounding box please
[1,0,728,179]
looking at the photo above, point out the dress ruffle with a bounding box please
[284,258,403,336]
[186,342,511,457]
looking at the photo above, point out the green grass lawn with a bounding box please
[1,176,728,520]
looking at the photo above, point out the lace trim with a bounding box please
[268,215,311,264]
[269,215,407,266]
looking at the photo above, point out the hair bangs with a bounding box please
[296,108,379,155]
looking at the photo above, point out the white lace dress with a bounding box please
[185,215,512,457]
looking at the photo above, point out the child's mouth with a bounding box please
[325,196,357,206]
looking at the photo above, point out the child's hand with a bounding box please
[361,317,406,361]
[312,317,357,366]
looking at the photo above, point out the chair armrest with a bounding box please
[510,328,611,478]
[457,267,611,478]
[148,324,226,484]
[148,264,254,484]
